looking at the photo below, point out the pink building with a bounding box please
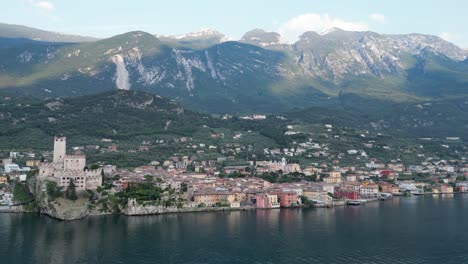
[280,191,298,207]
[256,194,269,208]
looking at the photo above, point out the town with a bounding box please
[1,130,467,218]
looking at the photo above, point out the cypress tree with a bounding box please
[101,169,105,184]
[65,179,78,201]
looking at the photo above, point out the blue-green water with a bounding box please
[1,195,468,264]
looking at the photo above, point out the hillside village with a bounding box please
[1,123,467,217]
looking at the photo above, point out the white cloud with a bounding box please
[370,13,385,23]
[35,1,55,11]
[439,32,457,42]
[439,32,467,48]
[277,13,369,42]
[23,0,55,11]
[439,32,465,45]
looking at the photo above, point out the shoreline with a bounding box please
[1,193,462,220]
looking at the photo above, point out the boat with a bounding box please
[379,193,393,200]
[346,200,361,206]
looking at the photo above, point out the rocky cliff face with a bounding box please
[240,29,288,48]
[158,29,229,49]
[292,29,467,81]
[40,198,89,221]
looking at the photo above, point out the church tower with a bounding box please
[53,136,66,164]
[281,157,287,170]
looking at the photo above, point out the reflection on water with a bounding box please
[1,195,468,263]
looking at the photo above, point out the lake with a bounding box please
[1,195,467,263]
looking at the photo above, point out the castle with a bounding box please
[38,136,102,190]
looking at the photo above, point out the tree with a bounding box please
[301,195,313,205]
[65,179,78,201]
[180,182,188,193]
[89,164,100,170]
[46,181,63,200]
[86,190,96,203]
[186,163,195,172]
[144,175,154,183]
[26,169,38,180]
[99,169,106,185]
[13,183,33,203]
[456,176,467,182]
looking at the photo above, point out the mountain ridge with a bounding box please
[0,23,467,114]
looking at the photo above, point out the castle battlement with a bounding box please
[38,136,102,190]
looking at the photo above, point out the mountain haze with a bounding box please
[0,23,97,43]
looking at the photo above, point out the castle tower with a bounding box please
[53,136,66,164]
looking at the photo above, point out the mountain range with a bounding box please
[0,22,467,114]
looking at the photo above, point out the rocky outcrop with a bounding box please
[34,177,91,221]
[39,199,89,221]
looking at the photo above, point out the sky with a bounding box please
[1,0,467,47]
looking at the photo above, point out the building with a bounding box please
[0,175,7,185]
[303,188,332,204]
[193,190,233,207]
[267,194,280,208]
[108,145,118,152]
[4,164,20,173]
[379,182,399,194]
[323,171,342,184]
[284,163,301,174]
[360,182,379,198]
[346,175,357,182]
[38,136,102,190]
[256,194,269,208]
[435,184,454,194]
[26,160,41,167]
[335,187,359,200]
[280,191,298,207]
[256,193,280,209]
[1,158,12,165]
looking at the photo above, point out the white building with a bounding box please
[0,191,13,206]
[38,136,102,190]
[398,182,418,192]
[4,164,20,173]
[360,184,379,198]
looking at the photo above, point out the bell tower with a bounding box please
[53,135,66,164]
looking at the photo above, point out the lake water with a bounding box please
[1,195,468,264]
